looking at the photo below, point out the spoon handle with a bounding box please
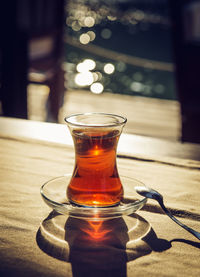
[159,199,200,240]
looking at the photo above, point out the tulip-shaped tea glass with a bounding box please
[65,113,127,207]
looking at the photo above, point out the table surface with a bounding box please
[0,117,200,277]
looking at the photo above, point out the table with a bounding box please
[0,117,200,277]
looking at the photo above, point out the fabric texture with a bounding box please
[0,135,200,277]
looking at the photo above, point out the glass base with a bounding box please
[40,174,147,220]
[68,199,120,208]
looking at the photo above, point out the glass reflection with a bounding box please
[80,219,112,241]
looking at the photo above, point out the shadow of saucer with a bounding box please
[36,211,171,276]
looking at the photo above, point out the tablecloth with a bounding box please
[0,135,200,277]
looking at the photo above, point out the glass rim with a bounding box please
[64,112,127,128]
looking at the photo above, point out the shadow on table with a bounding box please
[170,238,200,249]
[36,211,171,277]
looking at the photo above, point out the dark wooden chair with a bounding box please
[169,0,200,143]
[0,0,65,121]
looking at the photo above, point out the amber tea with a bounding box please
[65,113,127,207]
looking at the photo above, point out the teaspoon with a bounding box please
[135,186,200,240]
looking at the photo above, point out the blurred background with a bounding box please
[65,0,175,99]
[1,0,200,142]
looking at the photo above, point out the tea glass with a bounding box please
[65,113,127,207]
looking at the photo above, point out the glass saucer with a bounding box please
[40,174,147,220]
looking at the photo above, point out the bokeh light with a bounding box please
[154,84,165,94]
[130,81,143,92]
[84,16,95,27]
[76,59,96,72]
[79,33,90,44]
[107,15,117,21]
[104,63,115,74]
[83,59,96,70]
[87,31,96,41]
[116,62,126,72]
[101,28,112,39]
[90,82,104,94]
[76,62,86,73]
[133,72,143,82]
[71,21,81,31]
[92,72,102,82]
[65,0,175,100]
[75,72,94,86]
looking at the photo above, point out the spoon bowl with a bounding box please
[135,186,200,241]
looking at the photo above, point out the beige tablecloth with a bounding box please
[0,135,200,277]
